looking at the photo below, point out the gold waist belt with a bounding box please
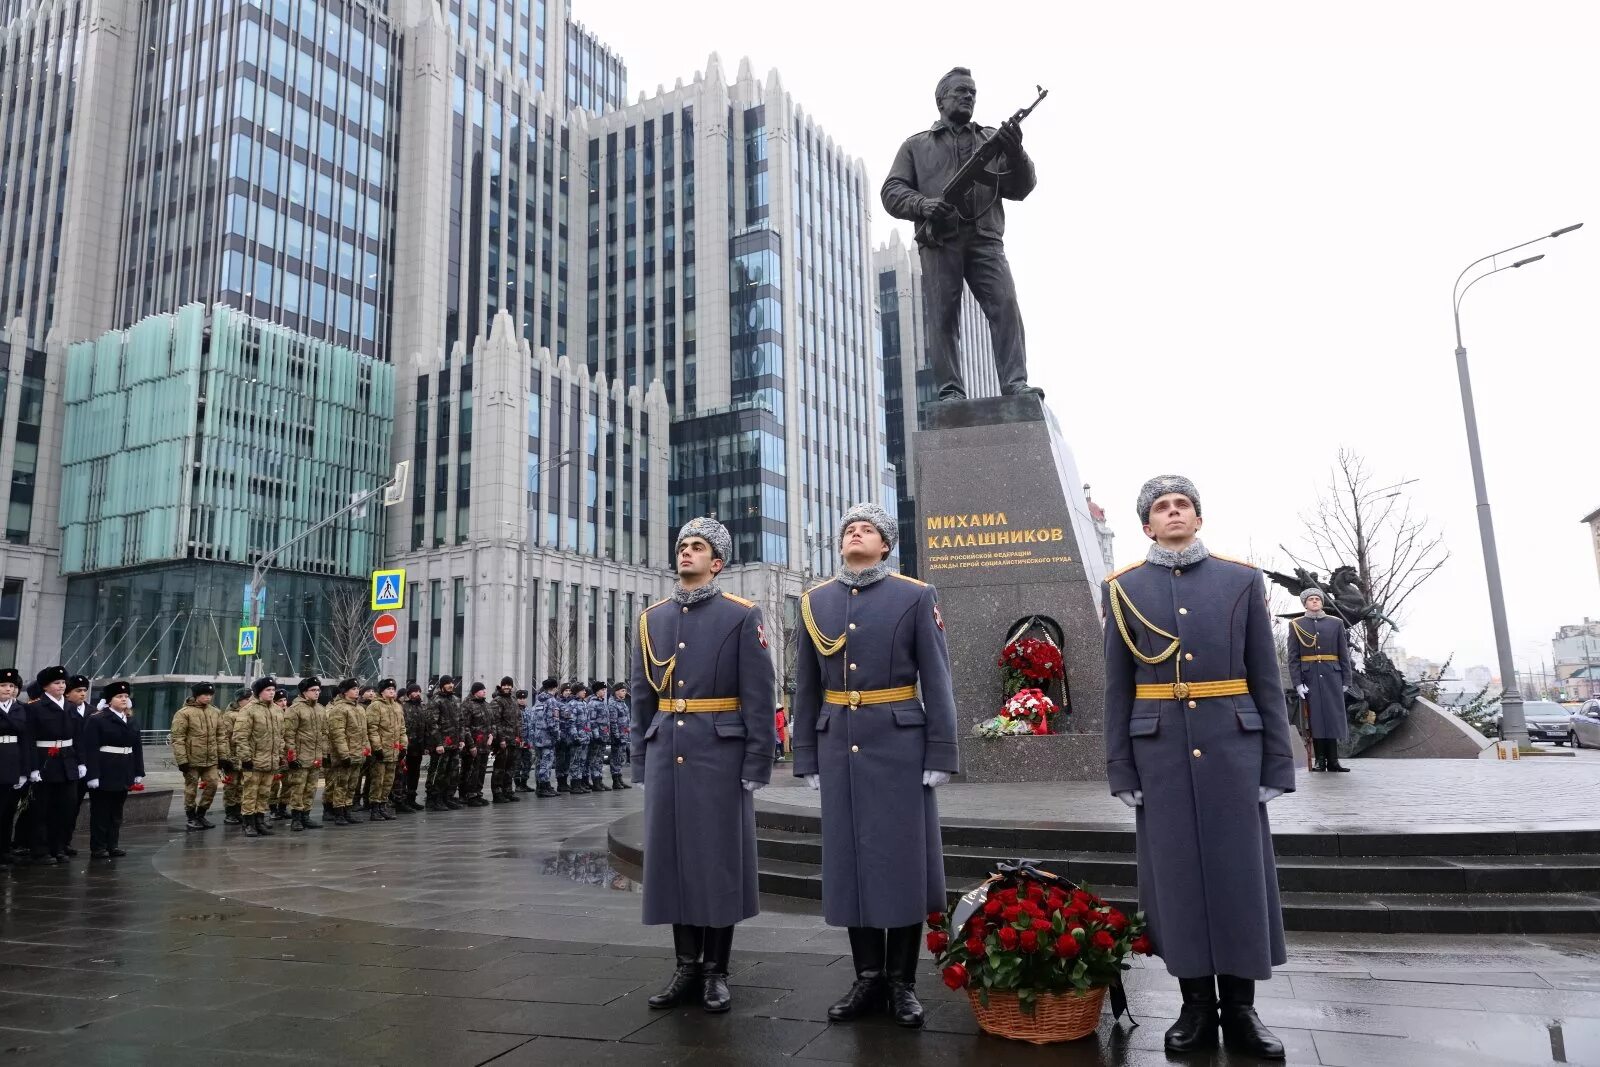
[1134,679,1250,701]
[1300,655,1339,663]
[824,685,918,708]
[658,698,742,714]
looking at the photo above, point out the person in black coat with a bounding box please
[84,682,144,859]
[0,667,28,867]
[63,674,92,854]
[25,665,85,863]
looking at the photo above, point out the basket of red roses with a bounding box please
[927,861,1150,1044]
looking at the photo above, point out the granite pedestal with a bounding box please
[913,394,1108,781]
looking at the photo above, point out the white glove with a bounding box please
[1259,786,1285,804]
[134,777,143,786]
[28,770,41,783]
[805,774,820,791]
[13,776,25,789]
[922,770,951,788]
[87,779,99,789]
[741,779,765,792]
[1115,789,1143,808]
[77,764,87,778]
[1296,684,1308,698]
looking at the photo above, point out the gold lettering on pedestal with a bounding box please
[923,513,1071,572]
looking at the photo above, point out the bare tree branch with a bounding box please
[314,586,378,683]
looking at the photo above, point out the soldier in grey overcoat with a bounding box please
[630,516,776,1014]
[792,502,958,1029]
[1288,588,1353,772]
[1104,475,1291,1059]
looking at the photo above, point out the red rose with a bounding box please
[942,963,969,990]
[445,736,454,746]
[926,931,949,954]
[998,927,1019,950]
[1020,929,1039,952]
[1025,882,1045,902]
[1091,931,1115,951]
[130,782,145,792]
[1047,890,1067,911]
[1107,911,1128,932]
[1055,937,1080,959]
[47,746,59,757]
[1023,900,1045,919]
[1002,905,1021,923]
[964,937,986,957]
[998,888,1019,906]
[285,749,297,763]
[927,912,944,927]
[983,899,1002,917]
[1131,935,1153,955]
[1072,890,1093,909]
[969,918,988,937]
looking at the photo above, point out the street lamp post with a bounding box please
[1452,223,1583,749]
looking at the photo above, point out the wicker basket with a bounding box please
[967,985,1106,1044]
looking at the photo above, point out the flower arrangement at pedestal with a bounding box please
[972,621,1069,737]
[928,864,1150,1044]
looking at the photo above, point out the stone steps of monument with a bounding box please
[754,806,1600,859]
[753,827,1600,895]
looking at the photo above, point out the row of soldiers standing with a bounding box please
[169,675,634,832]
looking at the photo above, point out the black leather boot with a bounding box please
[648,924,705,1009]
[884,924,925,1028]
[196,807,216,829]
[828,927,886,1021]
[224,804,242,825]
[1326,741,1351,772]
[1310,738,1327,771]
[289,810,305,832]
[1219,975,1285,1058]
[613,774,630,789]
[1165,976,1220,1052]
[700,925,734,1013]
[256,813,275,835]
[242,814,261,837]
[301,808,321,829]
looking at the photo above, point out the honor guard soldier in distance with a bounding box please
[1290,589,1353,773]
[631,517,776,1014]
[282,678,325,831]
[792,504,959,1029]
[232,678,284,839]
[0,668,29,867]
[171,682,226,831]
[425,676,465,811]
[26,665,86,862]
[366,680,407,820]
[489,677,522,802]
[1103,476,1292,1058]
[83,681,144,859]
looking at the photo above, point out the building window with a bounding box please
[429,578,442,677]
[452,576,466,674]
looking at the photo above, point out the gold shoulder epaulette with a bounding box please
[804,577,838,595]
[641,597,672,618]
[721,592,756,608]
[1208,551,1254,569]
[890,572,928,587]
[1107,560,1144,581]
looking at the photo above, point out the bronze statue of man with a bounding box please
[882,67,1039,402]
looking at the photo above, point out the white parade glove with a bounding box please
[87,779,99,789]
[134,776,143,786]
[741,779,764,792]
[28,770,41,783]
[805,774,820,791]
[922,770,951,788]
[13,776,24,789]
[1259,786,1285,804]
[1295,684,1308,698]
[77,764,87,778]
[1115,789,1143,808]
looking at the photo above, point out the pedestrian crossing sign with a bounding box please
[371,568,406,611]
[237,626,259,656]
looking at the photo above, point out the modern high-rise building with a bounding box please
[873,230,996,578]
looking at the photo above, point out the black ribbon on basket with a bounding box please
[950,859,1139,1028]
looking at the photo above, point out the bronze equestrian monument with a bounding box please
[882,69,1108,781]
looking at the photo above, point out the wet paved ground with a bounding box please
[1,777,1598,1065]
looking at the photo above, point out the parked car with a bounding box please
[1524,700,1579,744]
[1570,701,1600,748]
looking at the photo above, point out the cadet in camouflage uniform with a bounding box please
[395,683,428,812]
[585,681,612,791]
[268,689,292,822]
[609,682,633,790]
[458,682,492,806]
[489,677,522,802]
[231,678,283,838]
[352,685,378,811]
[425,676,465,811]
[325,680,371,825]
[365,679,406,821]
[170,682,226,831]
[281,677,325,831]
[553,682,575,792]
[512,688,535,793]
[220,687,250,824]
[567,683,592,794]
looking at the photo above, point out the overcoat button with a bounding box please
[676,755,684,764]
[1192,748,1202,758]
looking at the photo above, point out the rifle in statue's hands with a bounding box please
[938,85,1048,216]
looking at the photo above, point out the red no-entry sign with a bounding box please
[373,613,399,645]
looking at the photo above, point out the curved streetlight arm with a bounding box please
[1453,257,1545,346]
[1452,223,1583,312]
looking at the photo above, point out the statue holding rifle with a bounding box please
[882,68,1048,404]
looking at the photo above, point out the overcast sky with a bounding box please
[585,0,1600,680]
